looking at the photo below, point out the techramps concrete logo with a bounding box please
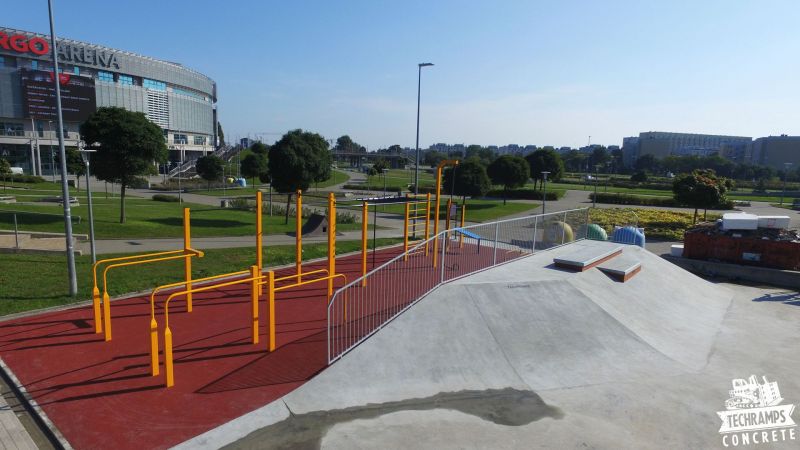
[717,375,796,447]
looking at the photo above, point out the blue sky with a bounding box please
[6,0,800,149]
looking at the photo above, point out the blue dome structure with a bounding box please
[612,226,645,247]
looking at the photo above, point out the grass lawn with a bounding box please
[547,181,796,203]
[0,197,362,238]
[590,208,721,240]
[366,168,435,190]
[0,238,402,317]
[377,198,538,223]
[194,170,351,197]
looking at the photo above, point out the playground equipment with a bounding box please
[91,208,203,341]
[432,159,459,267]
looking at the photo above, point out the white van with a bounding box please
[9,167,23,175]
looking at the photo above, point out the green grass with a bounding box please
[547,181,798,203]
[0,238,403,317]
[191,170,351,197]
[367,169,435,189]
[0,196,362,239]
[378,198,538,223]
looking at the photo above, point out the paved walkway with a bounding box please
[0,388,38,450]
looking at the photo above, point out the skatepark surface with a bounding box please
[179,243,800,449]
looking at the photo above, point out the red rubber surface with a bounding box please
[0,241,525,449]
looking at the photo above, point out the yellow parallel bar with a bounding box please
[432,160,459,267]
[296,190,302,282]
[327,193,336,296]
[361,201,368,287]
[184,208,193,312]
[274,268,328,283]
[403,202,410,261]
[267,271,276,352]
[250,265,259,345]
[273,273,347,293]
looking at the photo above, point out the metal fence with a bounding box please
[327,207,590,363]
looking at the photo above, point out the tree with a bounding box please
[80,107,167,223]
[563,150,588,172]
[0,158,10,175]
[250,141,269,155]
[196,155,224,190]
[268,129,331,223]
[334,135,362,153]
[672,169,729,223]
[525,148,564,190]
[487,155,530,204]
[423,150,446,167]
[630,170,648,183]
[589,146,610,171]
[442,158,491,202]
[373,158,389,174]
[635,154,660,173]
[241,152,268,186]
[55,147,87,191]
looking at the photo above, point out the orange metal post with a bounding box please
[296,190,302,282]
[256,191,263,280]
[183,208,193,312]
[250,265,260,344]
[433,166,443,267]
[361,201,368,286]
[92,286,102,334]
[327,193,336,296]
[150,316,159,376]
[164,326,174,387]
[267,271,276,351]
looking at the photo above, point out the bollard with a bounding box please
[150,318,159,376]
[92,286,102,334]
[164,326,174,387]
[102,291,112,341]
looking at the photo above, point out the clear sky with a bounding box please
[6,0,800,149]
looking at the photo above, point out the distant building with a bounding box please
[751,135,800,170]
[622,137,639,167]
[632,131,752,163]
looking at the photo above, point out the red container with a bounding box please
[684,233,800,270]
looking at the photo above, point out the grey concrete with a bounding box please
[552,241,622,268]
[596,253,641,277]
[665,255,800,290]
[179,241,800,449]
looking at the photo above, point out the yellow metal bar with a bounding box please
[102,250,203,341]
[164,326,174,387]
[184,208,192,312]
[424,193,431,256]
[296,190,302,282]
[408,215,427,220]
[432,160,459,267]
[361,201,368,287]
[274,268,328,284]
[92,248,186,334]
[267,271,276,352]
[273,273,347,293]
[256,191,263,291]
[327,193,336,296]
[150,315,158,376]
[403,202,410,261]
[445,198,452,234]
[250,265,259,345]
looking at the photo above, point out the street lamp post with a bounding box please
[593,165,600,208]
[780,162,793,206]
[541,171,550,215]
[78,142,97,264]
[414,62,434,195]
[48,0,78,296]
[177,146,183,203]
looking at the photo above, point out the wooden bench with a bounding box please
[597,255,642,282]
[553,244,623,272]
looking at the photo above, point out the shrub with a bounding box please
[486,188,563,200]
[342,184,402,193]
[2,174,47,184]
[152,194,180,202]
[590,192,733,209]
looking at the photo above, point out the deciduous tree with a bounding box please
[487,155,530,204]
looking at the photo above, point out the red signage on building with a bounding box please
[0,32,49,56]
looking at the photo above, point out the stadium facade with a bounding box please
[0,26,217,175]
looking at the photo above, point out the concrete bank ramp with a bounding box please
[179,243,734,448]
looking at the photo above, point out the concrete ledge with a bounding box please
[598,256,642,282]
[0,230,89,241]
[0,247,83,256]
[554,246,623,271]
[663,255,800,290]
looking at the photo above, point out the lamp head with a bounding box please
[419,62,434,67]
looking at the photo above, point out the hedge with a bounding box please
[589,192,734,209]
[1,174,47,184]
[152,194,180,202]
[486,188,563,201]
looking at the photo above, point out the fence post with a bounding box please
[532,216,538,254]
[561,211,567,245]
[13,213,19,250]
[585,208,590,239]
[183,208,192,312]
[440,231,447,283]
[493,221,499,265]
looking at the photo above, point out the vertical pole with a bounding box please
[424,193,431,255]
[250,265,259,344]
[403,202,410,261]
[256,191,263,295]
[103,291,112,341]
[183,208,192,312]
[164,325,174,387]
[432,166,443,267]
[85,159,96,264]
[327,193,336,296]
[562,211,568,245]
[296,189,302,281]
[460,203,466,248]
[267,271,276,351]
[48,0,77,296]
[440,228,447,283]
[445,198,452,234]
[493,222,499,265]
[361,201,368,286]
[150,315,159,376]
[13,214,18,250]
[414,65,422,195]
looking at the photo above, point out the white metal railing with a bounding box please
[327,207,591,363]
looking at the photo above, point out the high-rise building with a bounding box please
[751,135,800,170]
[628,131,752,165]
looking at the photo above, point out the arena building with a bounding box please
[0,26,217,175]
